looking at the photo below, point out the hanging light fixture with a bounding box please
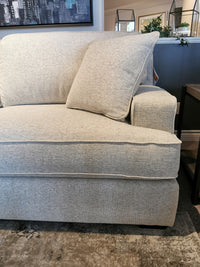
[168,0,199,37]
[115,9,135,32]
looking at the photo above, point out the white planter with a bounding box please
[176,26,190,36]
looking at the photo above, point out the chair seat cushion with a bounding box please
[0,105,181,180]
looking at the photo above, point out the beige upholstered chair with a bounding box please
[0,31,181,226]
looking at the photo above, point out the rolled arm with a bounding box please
[131,85,177,133]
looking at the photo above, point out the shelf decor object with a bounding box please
[168,0,199,37]
[0,0,93,28]
[138,12,166,33]
[115,9,135,32]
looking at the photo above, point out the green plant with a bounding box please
[141,15,163,33]
[141,15,172,37]
[160,26,172,37]
[178,22,189,28]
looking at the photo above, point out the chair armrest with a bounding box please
[131,85,177,133]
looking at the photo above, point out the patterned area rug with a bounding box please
[0,212,200,267]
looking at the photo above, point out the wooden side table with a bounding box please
[177,84,200,204]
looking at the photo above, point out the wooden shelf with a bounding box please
[178,84,200,204]
[182,150,198,176]
[185,84,200,101]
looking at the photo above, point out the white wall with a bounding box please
[105,0,171,31]
[0,0,104,39]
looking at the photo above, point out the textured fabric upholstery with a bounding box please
[131,85,177,133]
[0,105,181,180]
[0,31,153,107]
[141,54,154,85]
[66,32,159,120]
[0,176,179,226]
[0,31,181,227]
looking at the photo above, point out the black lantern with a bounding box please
[115,9,135,32]
[168,0,199,37]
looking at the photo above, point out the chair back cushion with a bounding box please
[0,31,149,107]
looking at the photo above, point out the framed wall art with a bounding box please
[0,0,93,27]
[138,12,166,32]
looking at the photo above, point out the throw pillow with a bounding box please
[66,32,159,120]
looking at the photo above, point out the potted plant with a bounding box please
[141,16,189,46]
[141,15,163,34]
[141,15,172,37]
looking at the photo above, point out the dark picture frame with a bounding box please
[0,0,93,28]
